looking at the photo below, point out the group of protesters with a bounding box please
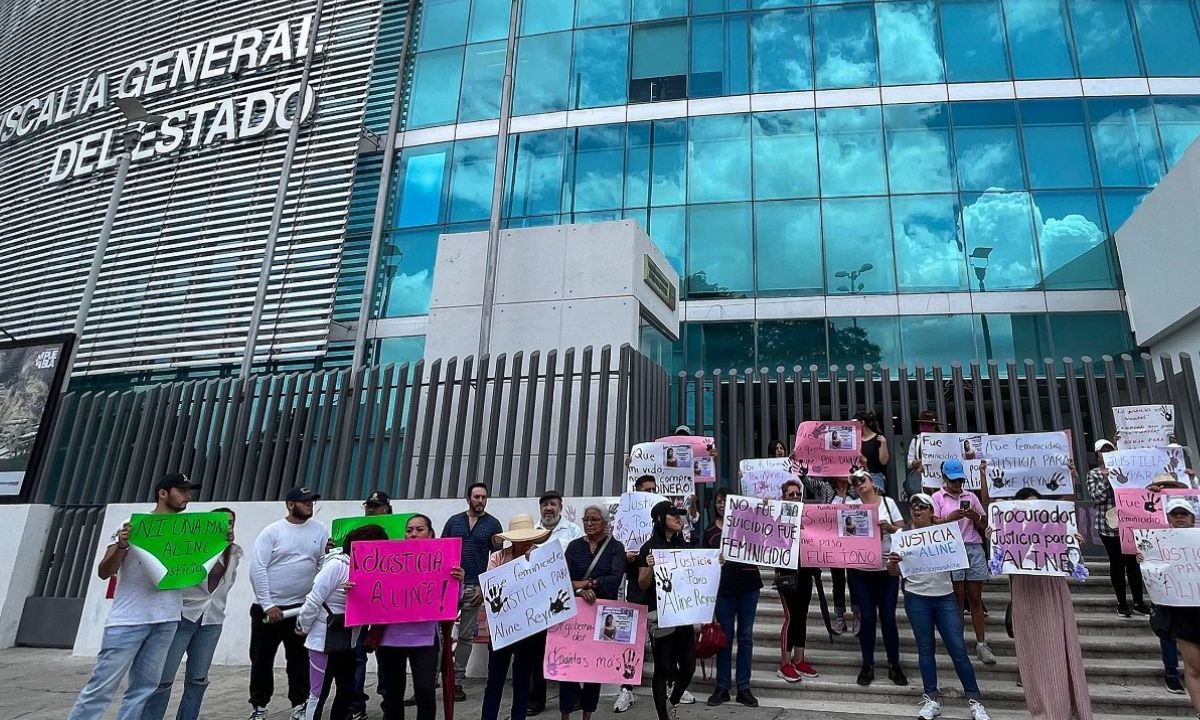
[61,412,1200,720]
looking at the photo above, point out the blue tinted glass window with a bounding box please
[979,314,1051,364]
[507,130,568,217]
[756,199,823,295]
[961,190,1040,290]
[395,146,449,228]
[1134,0,1200,76]
[1003,0,1076,79]
[577,0,630,26]
[690,15,750,98]
[522,0,573,35]
[648,205,686,274]
[1069,0,1142,77]
[624,121,687,208]
[375,335,427,366]
[823,197,896,294]
[752,0,804,7]
[891,194,968,292]
[750,10,813,92]
[419,0,469,51]
[1020,100,1096,189]
[827,317,900,368]
[449,137,496,223]
[688,203,753,297]
[693,0,749,14]
[1034,190,1114,290]
[1153,97,1200,167]
[688,114,751,203]
[408,49,464,128]
[513,32,572,115]
[883,103,955,194]
[940,0,1010,82]
[631,22,687,78]
[1102,188,1150,233]
[899,315,977,367]
[625,123,651,207]
[572,26,630,108]
[758,319,827,370]
[632,0,687,21]
[876,1,944,85]
[684,322,755,372]
[382,229,439,317]
[812,5,878,89]
[459,42,506,122]
[571,125,626,212]
[752,110,818,199]
[1048,312,1135,362]
[817,106,887,197]
[951,101,1025,192]
[469,0,511,42]
[1087,97,1164,187]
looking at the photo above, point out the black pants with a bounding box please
[651,628,695,720]
[377,644,438,720]
[248,603,309,708]
[831,568,856,613]
[482,635,542,720]
[315,648,360,720]
[780,570,815,650]
[1101,533,1145,608]
[529,631,547,706]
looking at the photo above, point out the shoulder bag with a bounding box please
[322,602,354,652]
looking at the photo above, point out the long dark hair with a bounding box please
[854,410,881,434]
[768,440,788,457]
[343,523,387,554]
[408,513,436,537]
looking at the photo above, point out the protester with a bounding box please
[888,493,991,720]
[248,486,329,720]
[1086,440,1151,619]
[771,479,821,684]
[1141,497,1200,712]
[769,440,789,458]
[614,474,655,714]
[481,515,552,720]
[704,487,760,707]
[442,482,503,702]
[931,459,995,665]
[907,410,942,471]
[822,472,859,635]
[68,474,197,720]
[142,507,242,720]
[638,501,698,720]
[855,410,890,492]
[347,491,394,720]
[562,505,626,720]
[846,470,907,687]
[529,489,584,715]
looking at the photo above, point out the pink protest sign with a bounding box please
[346,538,462,626]
[657,434,717,483]
[792,421,862,476]
[1115,488,1200,553]
[543,600,647,685]
[799,503,882,569]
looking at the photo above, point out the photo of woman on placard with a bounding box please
[666,447,677,467]
[603,614,617,641]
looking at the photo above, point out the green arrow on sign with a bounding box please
[128,511,231,590]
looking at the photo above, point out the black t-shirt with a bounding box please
[862,435,886,474]
[635,532,690,612]
[703,524,764,597]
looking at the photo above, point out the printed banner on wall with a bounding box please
[798,503,882,569]
[128,512,230,590]
[612,491,669,551]
[346,538,463,625]
[331,514,416,546]
[720,494,802,569]
[652,549,720,628]
[1103,448,1189,489]
[543,600,647,684]
[893,523,969,577]
[1114,488,1200,553]
[1138,528,1200,606]
[739,458,794,499]
[988,500,1085,578]
[656,435,717,483]
[479,542,577,649]
[792,421,862,476]
[919,433,986,489]
[981,432,1073,498]
[0,336,71,498]
[1114,404,1176,450]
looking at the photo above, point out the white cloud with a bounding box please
[961,190,1039,290]
[875,1,944,84]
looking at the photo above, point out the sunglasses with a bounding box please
[850,477,869,486]
[911,503,932,511]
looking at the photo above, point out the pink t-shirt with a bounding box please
[931,488,985,545]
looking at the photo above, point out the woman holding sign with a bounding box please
[1139,499,1200,713]
[703,487,762,707]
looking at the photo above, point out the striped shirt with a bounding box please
[441,511,502,586]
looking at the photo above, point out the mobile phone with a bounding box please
[960,500,971,511]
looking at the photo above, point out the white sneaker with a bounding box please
[918,695,942,719]
[613,688,635,713]
[290,705,307,720]
[969,700,991,720]
[678,690,695,705]
[977,642,997,665]
[248,709,268,720]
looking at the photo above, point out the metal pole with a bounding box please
[477,0,522,359]
[240,2,325,377]
[351,0,420,370]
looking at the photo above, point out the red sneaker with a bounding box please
[776,662,802,683]
[793,661,819,678]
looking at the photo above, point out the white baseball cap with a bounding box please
[1094,439,1115,453]
[1165,498,1196,516]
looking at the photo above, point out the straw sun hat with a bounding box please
[495,513,551,544]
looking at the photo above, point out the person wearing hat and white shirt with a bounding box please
[247,487,329,720]
[68,473,199,720]
[1139,496,1200,709]
[481,515,553,720]
[1086,438,1153,619]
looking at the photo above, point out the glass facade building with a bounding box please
[366,0,1200,372]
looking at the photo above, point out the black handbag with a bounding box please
[774,572,800,594]
[323,603,354,653]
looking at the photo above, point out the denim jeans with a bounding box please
[1162,637,1180,679]
[715,590,758,692]
[904,591,981,701]
[69,621,177,720]
[848,570,900,668]
[140,618,223,720]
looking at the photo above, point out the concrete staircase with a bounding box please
[645,568,1195,718]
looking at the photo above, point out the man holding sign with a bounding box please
[67,473,198,720]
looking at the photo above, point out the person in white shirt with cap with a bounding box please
[1140,495,1200,715]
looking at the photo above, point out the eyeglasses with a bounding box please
[850,477,869,486]
[911,503,932,511]
[784,492,802,499]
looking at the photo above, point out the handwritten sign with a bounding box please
[1103,448,1189,489]
[981,432,1072,498]
[628,442,696,514]
[612,491,668,551]
[331,514,415,546]
[1114,404,1176,449]
[478,542,577,650]
[345,538,462,626]
[656,435,717,483]
[543,600,647,684]
[893,524,969,577]
[988,500,1083,577]
[799,503,881,569]
[652,549,720,628]
[1138,529,1200,606]
[1114,488,1200,553]
[739,458,794,499]
[721,495,802,569]
[128,512,230,590]
[919,433,986,489]
[792,421,862,475]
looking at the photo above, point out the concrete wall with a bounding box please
[0,504,53,648]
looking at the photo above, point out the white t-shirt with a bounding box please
[904,570,955,597]
[846,497,904,570]
[250,518,329,608]
[108,518,183,627]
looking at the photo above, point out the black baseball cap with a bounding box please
[651,500,687,520]
[364,491,391,507]
[153,473,199,494]
[286,486,321,502]
[539,490,563,505]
